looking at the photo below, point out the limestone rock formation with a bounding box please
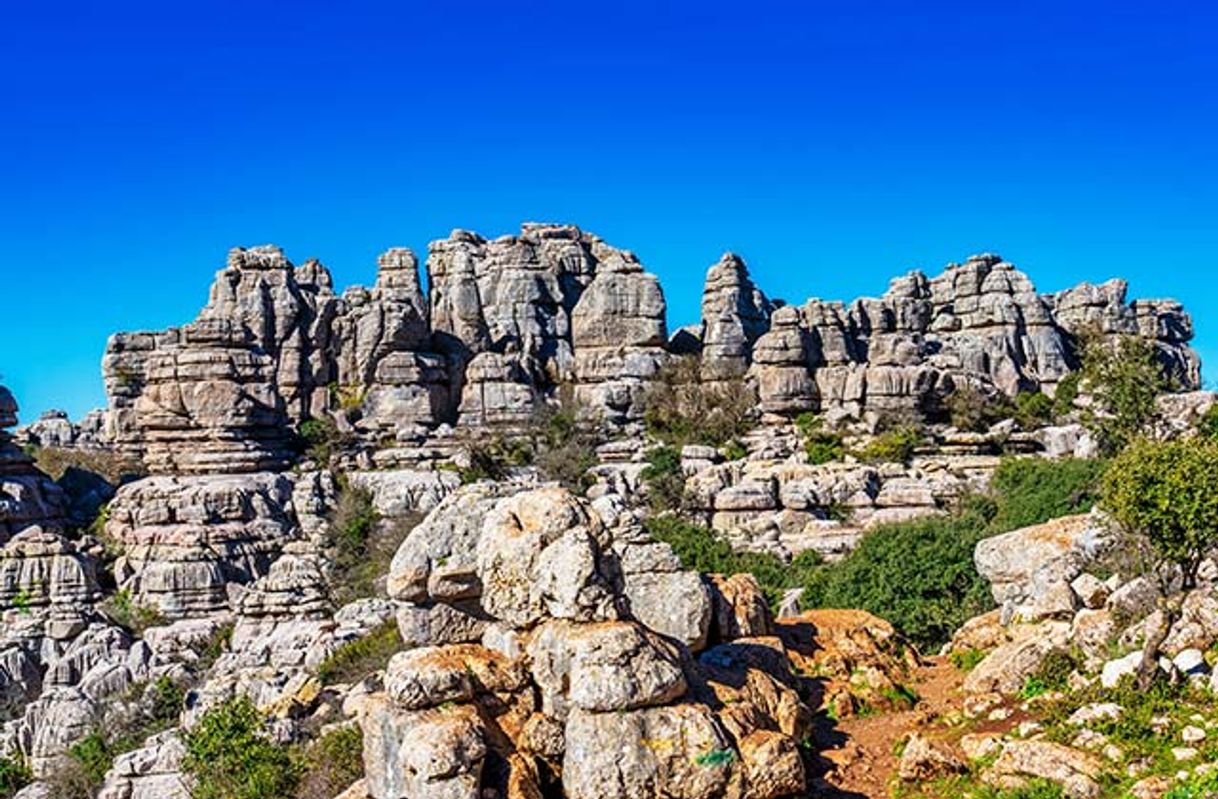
[103,473,315,618]
[0,387,68,540]
[101,228,1200,464]
[699,253,772,381]
[363,483,818,799]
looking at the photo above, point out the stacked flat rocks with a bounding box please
[358,483,813,799]
[101,228,1199,468]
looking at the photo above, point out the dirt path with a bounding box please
[813,656,964,798]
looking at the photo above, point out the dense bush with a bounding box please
[987,456,1107,532]
[183,696,300,799]
[642,356,756,448]
[801,508,994,651]
[1198,404,1218,441]
[795,413,845,464]
[1079,333,1167,455]
[795,455,1107,650]
[640,446,685,511]
[0,756,30,799]
[1052,371,1081,418]
[854,426,923,465]
[1102,437,1218,588]
[299,417,348,464]
[1012,390,1055,429]
[645,517,820,609]
[316,621,403,685]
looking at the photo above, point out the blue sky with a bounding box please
[2,0,1215,420]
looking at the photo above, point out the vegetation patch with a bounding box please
[99,588,167,636]
[295,725,364,799]
[854,425,923,465]
[182,696,301,799]
[0,756,30,799]
[795,413,845,464]
[642,356,755,448]
[316,621,403,685]
[986,456,1107,532]
[644,516,821,610]
[52,676,185,799]
[640,446,685,512]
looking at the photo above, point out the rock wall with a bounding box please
[101,227,1201,468]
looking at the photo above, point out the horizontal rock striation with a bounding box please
[100,227,1200,472]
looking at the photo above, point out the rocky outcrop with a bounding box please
[0,387,68,540]
[15,409,109,451]
[359,483,818,799]
[102,228,1200,464]
[103,473,320,618]
[699,253,772,381]
[429,224,669,426]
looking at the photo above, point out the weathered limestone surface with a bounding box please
[101,228,1199,464]
[360,483,818,799]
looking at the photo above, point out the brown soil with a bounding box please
[809,656,965,798]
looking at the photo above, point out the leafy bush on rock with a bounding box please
[182,696,300,799]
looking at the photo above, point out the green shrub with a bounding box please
[316,621,403,685]
[801,507,994,651]
[66,732,112,795]
[1197,404,1218,441]
[987,457,1107,532]
[1102,437,1218,587]
[795,413,845,464]
[854,426,923,465]
[295,725,364,799]
[0,755,30,799]
[182,696,300,799]
[1052,371,1081,419]
[1019,650,1077,699]
[644,517,820,610]
[1012,390,1055,429]
[720,439,748,461]
[799,456,1117,650]
[948,647,986,672]
[54,676,185,799]
[1079,333,1168,455]
[640,446,685,512]
[299,417,343,464]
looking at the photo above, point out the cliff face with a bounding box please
[99,225,1201,469]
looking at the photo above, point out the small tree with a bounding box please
[1102,437,1218,687]
[1101,437,1218,590]
[1080,334,1167,455]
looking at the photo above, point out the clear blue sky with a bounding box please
[2,0,1215,421]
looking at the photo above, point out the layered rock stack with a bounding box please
[0,386,67,539]
[361,484,813,799]
[699,253,773,381]
[429,224,670,426]
[101,226,1200,459]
